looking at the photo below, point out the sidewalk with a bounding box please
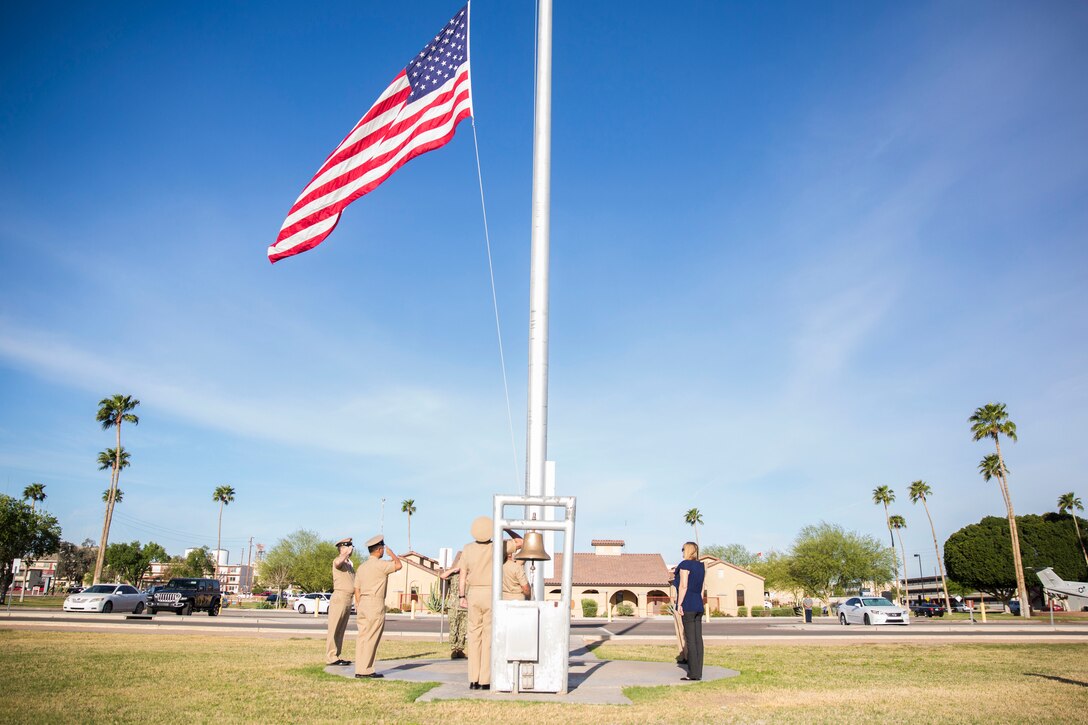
[325,637,739,705]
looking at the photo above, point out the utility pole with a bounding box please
[246,537,254,594]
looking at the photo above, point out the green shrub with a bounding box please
[751,608,765,617]
[771,607,796,617]
[737,606,747,617]
[257,601,274,610]
[615,603,634,617]
[581,599,598,617]
[710,609,727,618]
[385,607,402,614]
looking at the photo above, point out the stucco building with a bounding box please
[544,539,672,617]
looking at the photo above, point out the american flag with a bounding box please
[268,5,472,263]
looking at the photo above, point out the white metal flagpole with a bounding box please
[525,0,553,600]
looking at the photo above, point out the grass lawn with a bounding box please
[2,630,1086,723]
[1,595,66,608]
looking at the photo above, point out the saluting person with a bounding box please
[326,536,356,666]
[353,534,401,679]
[459,516,494,690]
[501,538,529,601]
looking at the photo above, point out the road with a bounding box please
[5,608,1088,642]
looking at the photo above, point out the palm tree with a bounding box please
[888,515,910,605]
[908,480,952,614]
[93,394,140,584]
[970,402,1029,617]
[102,488,124,504]
[684,508,704,547]
[20,483,47,597]
[213,485,236,582]
[401,499,417,552]
[22,483,46,512]
[872,486,901,602]
[1057,492,1088,569]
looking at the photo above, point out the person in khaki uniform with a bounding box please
[326,536,356,666]
[458,516,495,690]
[353,534,401,678]
[501,538,530,601]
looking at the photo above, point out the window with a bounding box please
[736,589,745,607]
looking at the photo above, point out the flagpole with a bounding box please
[525,0,553,601]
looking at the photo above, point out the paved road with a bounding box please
[5,608,1088,641]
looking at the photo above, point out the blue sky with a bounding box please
[2,1,1086,575]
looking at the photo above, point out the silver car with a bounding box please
[63,583,147,613]
[837,596,909,625]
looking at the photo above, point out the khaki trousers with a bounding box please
[466,587,492,685]
[354,600,386,675]
[325,590,353,664]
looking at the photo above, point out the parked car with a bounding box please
[948,600,970,613]
[296,592,332,614]
[837,596,909,626]
[1009,600,1033,616]
[147,577,222,616]
[265,593,279,603]
[66,586,84,594]
[63,584,147,613]
[909,601,946,617]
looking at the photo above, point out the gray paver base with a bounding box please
[325,637,738,705]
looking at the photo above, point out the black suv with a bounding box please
[909,601,946,617]
[147,578,222,616]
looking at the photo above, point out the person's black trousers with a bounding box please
[681,611,704,679]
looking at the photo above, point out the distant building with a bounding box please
[389,551,443,611]
[544,539,672,617]
[700,556,765,616]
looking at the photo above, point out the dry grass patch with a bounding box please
[2,630,1087,724]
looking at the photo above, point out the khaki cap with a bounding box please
[471,516,493,543]
[334,536,353,547]
[365,534,385,548]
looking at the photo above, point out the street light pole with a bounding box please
[914,554,923,599]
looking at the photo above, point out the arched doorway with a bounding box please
[609,589,638,616]
[646,589,670,615]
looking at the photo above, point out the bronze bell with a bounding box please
[515,532,550,562]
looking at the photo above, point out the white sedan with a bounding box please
[296,592,355,614]
[64,584,147,613]
[296,592,331,614]
[837,596,909,626]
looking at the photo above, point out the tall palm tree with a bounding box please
[872,486,901,601]
[22,483,46,512]
[1057,492,1088,569]
[20,483,46,596]
[970,402,1029,617]
[684,508,704,547]
[401,499,417,552]
[892,513,909,605]
[908,480,952,614]
[213,485,236,582]
[102,488,124,504]
[93,394,139,584]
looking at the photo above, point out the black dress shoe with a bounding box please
[680,676,701,681]
[479,684,490,691]
[333,659,352,666]
[469,682,479,690]
[355,673,384,679]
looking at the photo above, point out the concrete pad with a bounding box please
[325,637,739,705]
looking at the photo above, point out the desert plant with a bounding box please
[581,598,598,617]
[615,602,634,617]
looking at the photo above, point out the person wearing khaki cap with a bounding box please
[501,538,529,601]
[326,536,356,666]
[353,534,401,678]
[459,516,495,690]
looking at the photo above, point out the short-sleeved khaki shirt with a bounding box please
[502,559,528,600]
[460,541,493,590]
[332,558,356,593]
[355,557,397,602]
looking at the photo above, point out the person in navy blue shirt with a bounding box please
[673,541,705,680]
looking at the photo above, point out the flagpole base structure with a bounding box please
[490,495,575,694]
